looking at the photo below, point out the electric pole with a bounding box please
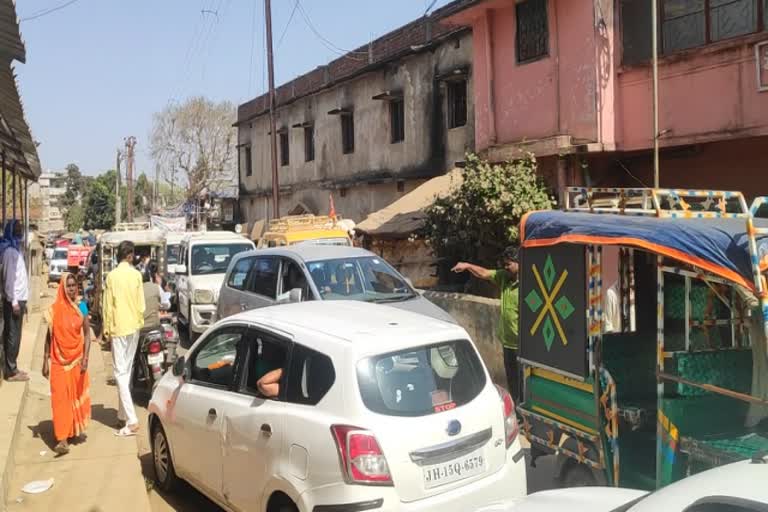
[115,148,123,226]
[265,0,280,219]
[125,136,137,222]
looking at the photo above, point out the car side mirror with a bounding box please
[175,264,187,275]
[172,356,186,378]
[289,288,302,303]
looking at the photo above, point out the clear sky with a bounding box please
[16,0,454,177]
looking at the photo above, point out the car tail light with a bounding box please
[148,340,163,354]
[331,425,392,485]
[495,384,519,448]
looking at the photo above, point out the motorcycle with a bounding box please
[131,312,179,393]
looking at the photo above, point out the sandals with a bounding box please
[54,441,70,455]
[114,425,138,437]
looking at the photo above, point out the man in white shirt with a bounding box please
[3,220,29,382]
[605,282,621,334]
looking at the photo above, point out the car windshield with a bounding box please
[191,243,252,275]
[357,340,487,417]
[53,249,68,260]
[307,256,416,302]
[166,244,180,265]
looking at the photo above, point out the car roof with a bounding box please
[628,459,768,510]
[238,244,374,263]
[184,231,252,243]
[221,300,465,353]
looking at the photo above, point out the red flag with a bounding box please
[329,193,337,219]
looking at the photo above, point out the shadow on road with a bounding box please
[139,451,222,511]
[27,421,57,451]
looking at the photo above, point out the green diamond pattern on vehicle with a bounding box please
[543,255,556,290]
[555,296,575,319]
[525,289,543,313]
[542,317,555,351]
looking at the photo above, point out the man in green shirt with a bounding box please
[452,246,520,402]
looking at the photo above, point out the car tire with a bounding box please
[561,461,598,487]
[152,423,180,493]
[277,504,298,512]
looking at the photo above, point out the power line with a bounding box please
[295,0,366,60]
[276,0,299,48]
[423,0,439,16]
[21,0,81,22]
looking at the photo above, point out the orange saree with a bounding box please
[48,274,91,442]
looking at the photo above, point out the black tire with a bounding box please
[152,422,180,493]
[277,504,299,512]
[561,462,597,487]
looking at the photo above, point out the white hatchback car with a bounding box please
[148,301,527,512]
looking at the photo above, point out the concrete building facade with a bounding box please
[446,0,768,199]
[36,171,66,234]
[236,2,476,225]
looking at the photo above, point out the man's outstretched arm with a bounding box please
[451,262,493,281]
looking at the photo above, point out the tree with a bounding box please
[150,97,236,201]
[65,204,85,232]
[423,153,554,271]
[83,170,119,230]
[134,173,152,215]
[63,163,83,209]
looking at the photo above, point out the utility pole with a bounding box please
[651,0,660,188]
[125,136,137,222]
[265,0,280,219]
[115,148,123,226]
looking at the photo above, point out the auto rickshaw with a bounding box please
[517,187,768,491]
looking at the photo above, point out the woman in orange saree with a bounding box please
[42,273,91,455]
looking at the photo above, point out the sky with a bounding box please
[15,0,455,178]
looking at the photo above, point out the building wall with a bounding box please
[238,32,474,224]
[455,0,602,151]
[618,36,768,151]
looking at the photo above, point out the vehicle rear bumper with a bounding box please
[303,439,527,512]
[190,304,216,333]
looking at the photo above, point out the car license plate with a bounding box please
[423,449,485,489]
[147,353,164,365]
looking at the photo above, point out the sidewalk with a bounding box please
[3,295,151,511]
[0,277,50,511]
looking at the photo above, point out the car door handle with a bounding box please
[260,423,272,437]
[208,408,217,418]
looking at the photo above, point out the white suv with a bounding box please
[148,301,527,512]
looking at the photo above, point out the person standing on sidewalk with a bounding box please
[3,219,29,382]
[102,241,145,437]
[451,246,521,402]
[42,273,91,455]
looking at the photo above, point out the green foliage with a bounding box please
[83,170,119,230]
[63,163,83,209]
[65,203,85,232]
[423,153,554,268]
[134,173,152,214]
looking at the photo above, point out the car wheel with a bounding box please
[277,504,298,512]
[152,423,179,492]
[561,462,597,487]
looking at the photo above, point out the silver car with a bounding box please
[217,245,455,323]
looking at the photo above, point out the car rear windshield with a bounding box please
[356,339,487,417]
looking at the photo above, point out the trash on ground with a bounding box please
[39,450,47,456]
[21,478,54,494]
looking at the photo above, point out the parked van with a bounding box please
[175,231,255,339]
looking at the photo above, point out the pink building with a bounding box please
[446,0,768,199]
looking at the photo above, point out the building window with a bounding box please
[341,114,355,154]
[304,125,315,162]
[447,80,468,129]
[516,0,549,63]
[390,98,405,144]
[244,146,253,177]
[279,131,289,167]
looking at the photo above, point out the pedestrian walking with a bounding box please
[42,273,91,455]
[102,241,145,437]
[452,246,521,402]
[3,219,29,382]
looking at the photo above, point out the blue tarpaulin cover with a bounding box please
[521,211,768,291]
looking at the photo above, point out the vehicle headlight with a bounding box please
[194,289,215,304]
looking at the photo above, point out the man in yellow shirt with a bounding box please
[102,241,145,436]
